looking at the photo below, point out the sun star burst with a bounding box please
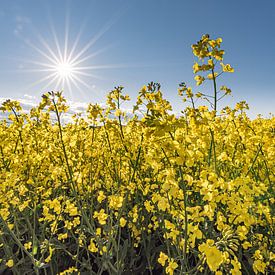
[56,61,74,78]
[17,13,123,100]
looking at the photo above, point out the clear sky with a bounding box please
[0,0,274,117]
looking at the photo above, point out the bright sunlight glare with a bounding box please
[16,10,124,100]
[55,61,74,78]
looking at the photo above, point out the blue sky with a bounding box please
[0,0,274,117]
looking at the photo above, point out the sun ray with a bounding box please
[73,64,129,70]
[62,77,66,90]
[27,72,58,89]
[67,24,85,63]
[67,76,73,99]
[71,44,114,67]
[71,74,92,90]
[54,77,62,91]
[69,75,91,100]
[69,74,82,92]
[26,21,61,65]
[14,58,57,69]
[69,18,116,65]
[64,8,70,63]
[65,2,98,63]
[36,34,60,64]
[41,74,60,92]
[73,70,104,80]
[19,34,59,65]
[16,68,57,73]
[49,17,63,62]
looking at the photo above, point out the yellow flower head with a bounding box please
[166,259,178,275]
[93,209,108,225]
[6,259,14,268]
[109,195,124,210]
[158,252,168,266]
[24,242,32,250]
[199,240,223,272]
[221,62,234,72]
[194,75,205,86]
[120,217,127,227]
[88,238,98,253]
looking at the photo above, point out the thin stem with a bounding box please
[211,67,218,113]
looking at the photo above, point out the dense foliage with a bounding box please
[0,35,274,274]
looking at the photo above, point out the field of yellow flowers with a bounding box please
[0,35,274,274]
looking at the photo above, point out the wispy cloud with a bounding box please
[13,15,31,36]
[0,96,134,124]
[23,94,36,100]
[0,95,88,117]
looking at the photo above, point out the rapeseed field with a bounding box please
[0,35,274,274]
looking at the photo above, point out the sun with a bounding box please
[55,61,74,79]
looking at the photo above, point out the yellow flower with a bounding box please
[231,258,242,275]
[64,220,73,230]
[72,217,80,227]
[199,240,223,272]
[158,252,168,266]
[58,266,78,275]
[254,250,263,260]
[220,85,232,95]
[6,259,14,268]
[221,62,234,72]
[141,85,147,93]
[97,191,106,203]
[65,201,78,216]
[218,152,229,162]
[207,72,218,79]
[120,217,127,227]
[194,75,205,86]
[88,238,98,253]
[48,198,62,214]
[189,224,203,247]
[211,49,224,60]
[93,209,108,225]
[186,87,193,98]
[242,241,252,249]
[45,246,54,263]
[208,39,217,48]
[144,200,154,212]
[236,225,248,240]
[96,227,101,236]
[164,219,175,230]
[58,233,68,241]
[0,208,10,221]
[100,245,108,255]
[158,197,169,211]
[109,195,124,210]
[166,259,178,275]
[216,37,223,46]
[208,59,214,67]
[193,62,200,73]
[253,259,266,274]
[24,242,32,250]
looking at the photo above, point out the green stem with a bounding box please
[179,166,189,271]
[211,68,218,113]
